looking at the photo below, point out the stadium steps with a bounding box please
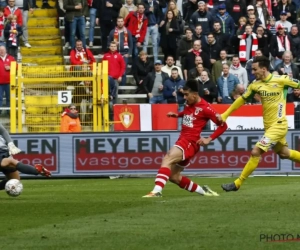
[21,0,63,65]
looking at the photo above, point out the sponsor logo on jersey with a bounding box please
[182,114,196,128]
[194,107,202,115]
[278,103,283,118]
[259,90,280,97]
[259,136,271,146]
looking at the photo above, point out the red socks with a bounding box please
[152,167,171,193]
[179,176,198,192]
[155,167,171,189]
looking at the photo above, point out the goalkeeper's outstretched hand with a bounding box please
[8,142,22,155]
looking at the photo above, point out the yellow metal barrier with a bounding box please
[10,63,110,133]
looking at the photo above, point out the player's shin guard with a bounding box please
[16,162,39,175]
[235,155,260,188]
[0,179,8,190]
[288,150,300,163]
[152,167,171,193]
[178,176,204,195]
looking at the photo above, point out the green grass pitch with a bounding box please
[1,177,300,250]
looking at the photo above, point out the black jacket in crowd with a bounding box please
[97,0,122,21]
[159,18,180,49]
[133,58,154,93]
[198,79,217,104]
[202,41,222,61]
[189,10,214,35]
[226,0,247,25]
[213,30,230,51]
[184,51,210,71]
[177,37,194,67]
[188,67,211,80]
[288,33,300,61]
[143,71,169,94]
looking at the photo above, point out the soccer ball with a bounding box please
[5,179,23,197]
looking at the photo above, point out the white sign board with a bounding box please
[58,91,72,105]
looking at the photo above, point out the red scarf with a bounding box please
[277,35,290,52]
[265,0,272,15]
[136,13,144,35]
[9,22,17,46]
[192,49,201,56]
[87,0,93,6]
[0,16,4,38]
[75,48,87,62]
[231,63,240,70]
[239,32,258,62]
[114,27,129,49]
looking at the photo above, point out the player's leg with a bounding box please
[222,127,287,191]
[273,138,300,163]
[222,139,268,191]
[1,158,52,177]
[142,146,183,197]
[169,164,219,196]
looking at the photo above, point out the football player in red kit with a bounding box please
[143,79,228,198]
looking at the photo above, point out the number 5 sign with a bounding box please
[58,91,72,105]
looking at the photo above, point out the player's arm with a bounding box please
[221,96,245,121]
[282,75,300,89]
[221,84,256,121]
[0,123,21,155]
[167,111,184,118]
[197,108,228,145]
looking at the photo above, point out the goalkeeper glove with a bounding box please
[8,142,22,155]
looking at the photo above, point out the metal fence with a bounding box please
[10,62,110,133]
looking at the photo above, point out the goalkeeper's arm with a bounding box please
[221,96,246,121]
[0,123,13,144]
[0,124,22,155]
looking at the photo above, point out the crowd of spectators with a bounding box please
[0,0,54,55]
[55,0,300,107]
[3,0,300,117]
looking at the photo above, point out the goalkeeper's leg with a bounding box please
[1,158,52,177]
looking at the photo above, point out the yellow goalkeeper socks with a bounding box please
[234,155,260,188]
[289,150,300,163]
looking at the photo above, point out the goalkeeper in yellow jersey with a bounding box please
[221,56,300,192]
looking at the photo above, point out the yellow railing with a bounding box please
[10,62,110,133]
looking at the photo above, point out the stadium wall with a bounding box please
[8,131,300,177]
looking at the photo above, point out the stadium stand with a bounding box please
[3,0,300,132]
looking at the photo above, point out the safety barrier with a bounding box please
[10,62,110,133]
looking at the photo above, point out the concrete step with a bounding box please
[21,46,62,56]
[29,27,59,36]
[35,0,56,8]
[29,36,61,46]
[31,9,57,18]
[28,17,58,28]
[22,55,63,65]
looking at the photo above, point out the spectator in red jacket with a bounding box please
[124,3,148,67]
[4,0,22,26]
[103,41,126,102]
[0,45,15,114]
[70,39,96,71]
